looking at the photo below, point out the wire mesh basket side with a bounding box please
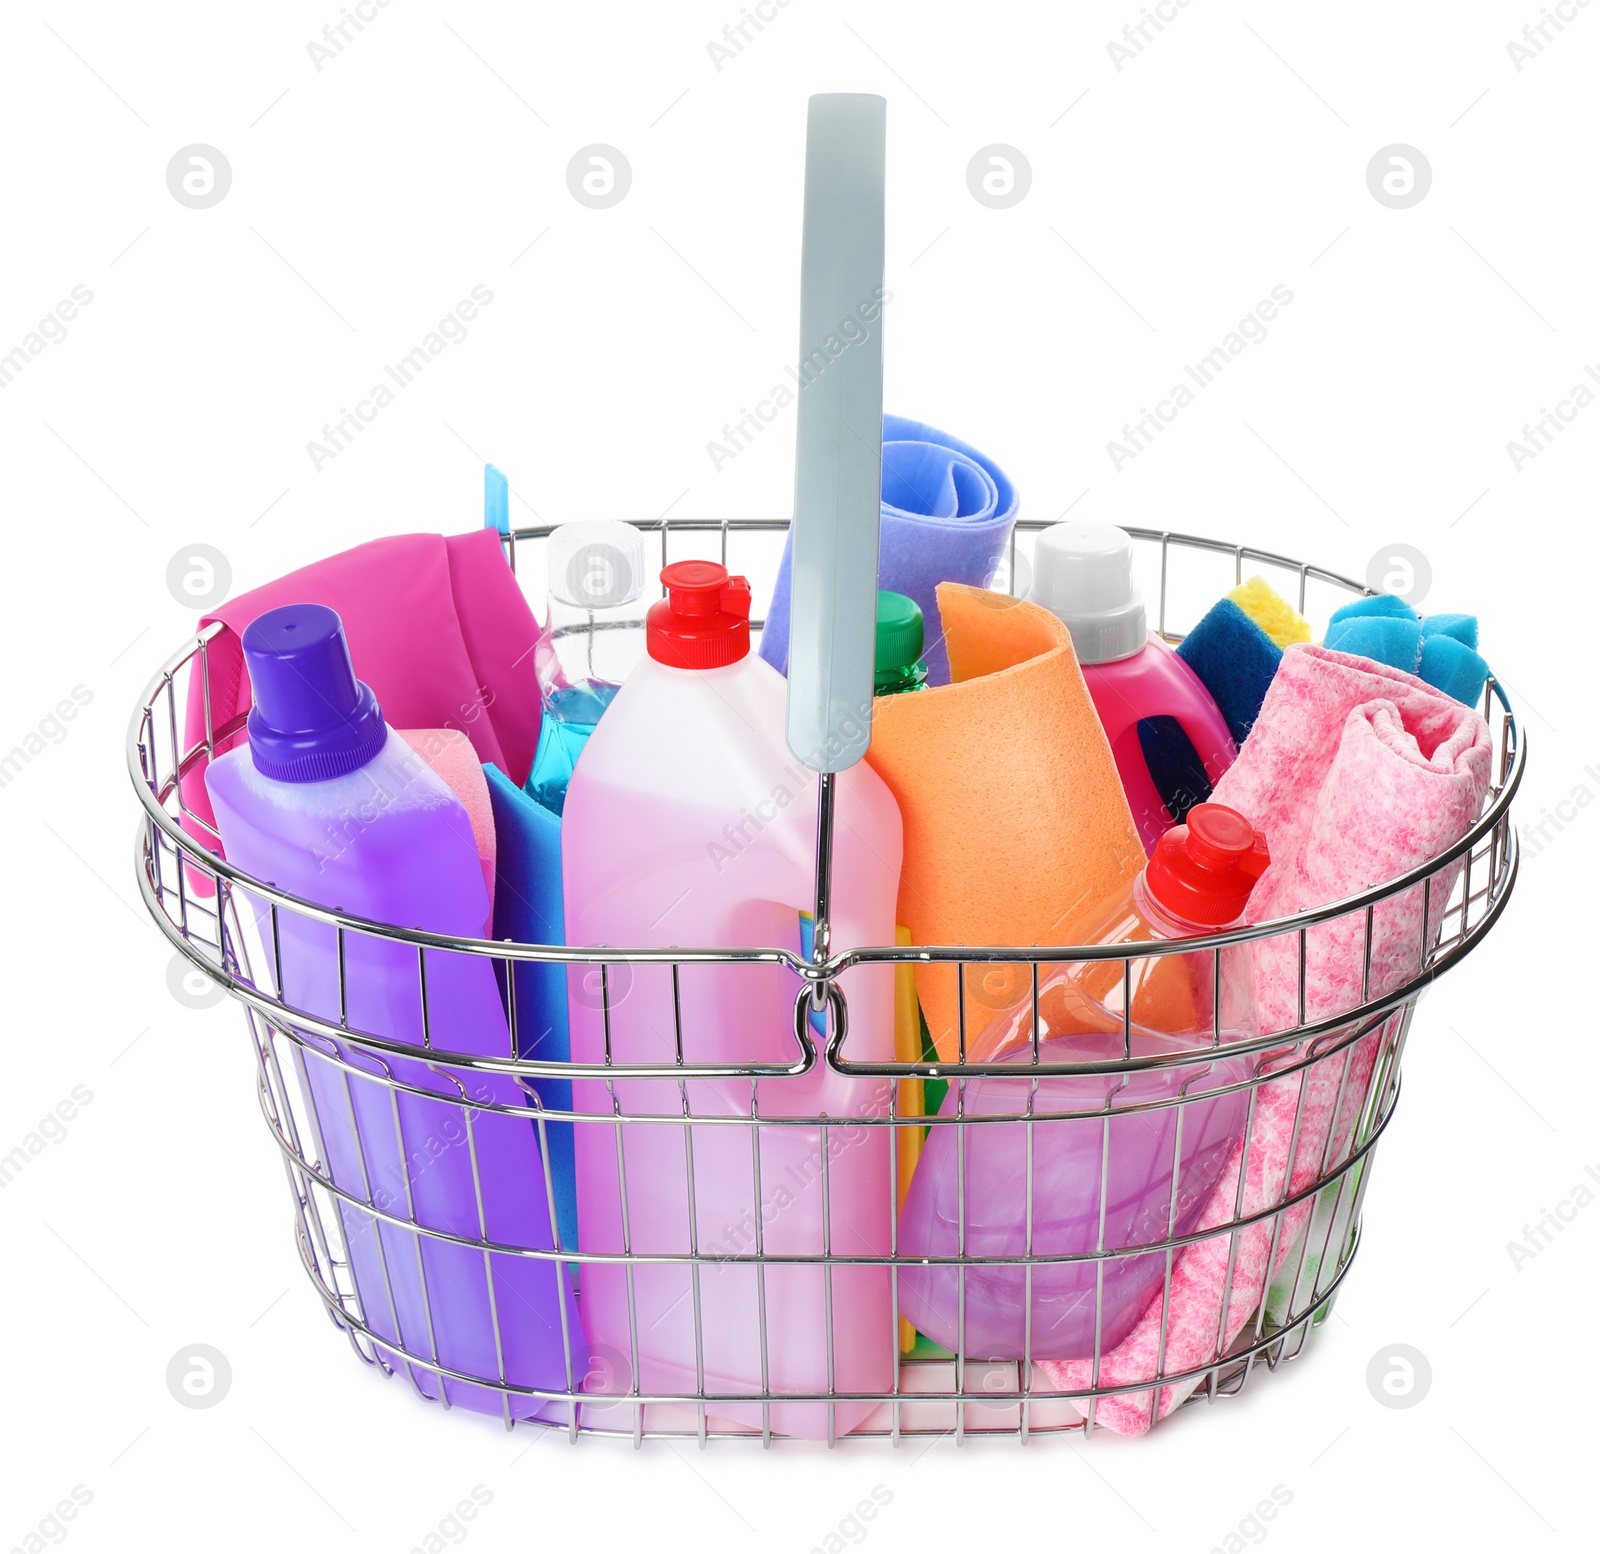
[129,520,1522,1443]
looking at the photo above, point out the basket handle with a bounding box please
[784,92,886,776]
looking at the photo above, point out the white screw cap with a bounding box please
[1029,520,1147,665]
[546,520,646,610]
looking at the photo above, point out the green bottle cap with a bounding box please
[875,590,924,675]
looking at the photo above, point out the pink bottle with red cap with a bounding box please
[562,560,903,1438]
[1030,520,1237,853]
[897,803,1268,1361]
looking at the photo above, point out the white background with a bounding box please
[1,2,1595,1550]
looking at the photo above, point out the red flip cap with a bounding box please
[646,560,753,669]
[1144,803,1270,928]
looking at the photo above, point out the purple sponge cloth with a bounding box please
[759,414,1017,686]
[1174,597,1282,747]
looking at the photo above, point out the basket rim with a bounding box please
[127,521,1524,970]
[138,833,1514,1080]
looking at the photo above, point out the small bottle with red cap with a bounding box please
[972,801,1271,1054]
[895,803,1270,1362]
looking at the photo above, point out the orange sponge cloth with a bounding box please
[866,585,1145,1060]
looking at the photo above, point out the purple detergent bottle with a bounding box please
[896,804,1269,1363]
[205,603,583,1421]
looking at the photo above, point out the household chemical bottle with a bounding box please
[562,560,903,1439]
[1030,520,1237,853]
[527,519,647,815]
[874,589,928,695]
[896,802,1268,1362]
[205,603,581,1421]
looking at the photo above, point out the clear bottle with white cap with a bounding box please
[1029,520,1238,853]
[528,519,648,815]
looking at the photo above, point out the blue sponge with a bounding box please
[1327,593,1417,630]
[1421,612,1478,650]
[1325,615,1425,670]
[1175,597,1282,747]
[484,762,578,1256]
[1419,634,1489,706]
[1323,594,1487,706]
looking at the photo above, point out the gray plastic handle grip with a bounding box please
[784,93,886,775]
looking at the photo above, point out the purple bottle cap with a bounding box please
[242,603,387,782]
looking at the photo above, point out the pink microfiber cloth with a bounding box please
[180,530,541,872]
[1039,644,1493,1434]
[397,729,496,920]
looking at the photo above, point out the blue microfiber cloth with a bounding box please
[484,762,578,1256]
[1323,595,1488,706]
[759,414,1017,686]
[1174,597,1283,747]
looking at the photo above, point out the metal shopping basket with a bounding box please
[127,96,1523,1445]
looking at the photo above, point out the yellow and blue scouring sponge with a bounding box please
[1226,575,1313,649]
[1175,595,1283,748]
[1140,583,1291,822]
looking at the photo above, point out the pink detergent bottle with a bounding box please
[561,561,902,1438]
[1030,521,1236,853]
[896,803,1268,1362]
[205,603,582,1422]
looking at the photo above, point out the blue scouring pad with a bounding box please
[1175,597,1282,747]
[1419,634,1489,706]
